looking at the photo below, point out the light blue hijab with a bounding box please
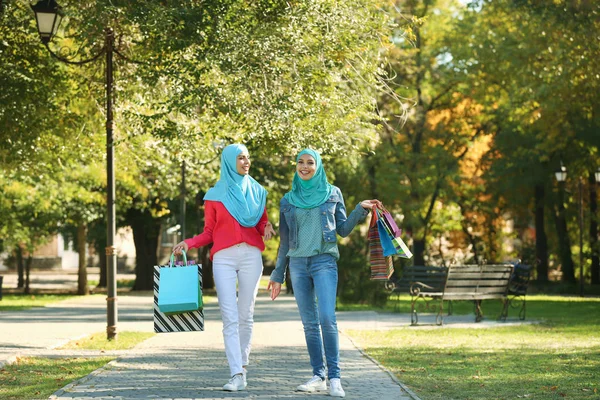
[204,144,267,227]
[284,149,333,209]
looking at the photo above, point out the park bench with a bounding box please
[389,265,448,315]
[390,264,516,325]
[500,264,532,321]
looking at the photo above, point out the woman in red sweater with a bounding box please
[173,144,275,392]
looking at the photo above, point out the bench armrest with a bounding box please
[410,281,437,296]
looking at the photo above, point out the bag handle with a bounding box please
[369,206,379,227]
[169,249,188,268]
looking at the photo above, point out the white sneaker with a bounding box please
[223,374,245,391]
[297,375,327,392]
[242,367,247,388]
[329,378,345,398]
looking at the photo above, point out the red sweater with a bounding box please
[184,200,268,259]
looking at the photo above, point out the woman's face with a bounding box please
[236,151,251,175]
[296,154,316,180]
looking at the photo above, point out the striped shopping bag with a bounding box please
[153,263,204,333]
[368,210,394,280]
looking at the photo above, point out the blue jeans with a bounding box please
[289,254,340,379]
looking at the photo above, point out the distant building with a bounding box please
[0,228,137,272]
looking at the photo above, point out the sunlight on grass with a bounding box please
[58,331,155,351]
[0,357,113,400]
[345,295,600,399]
[0,294,82,311]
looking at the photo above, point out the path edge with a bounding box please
[340,329,422,400]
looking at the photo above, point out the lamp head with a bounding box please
[555,164,567,183]
[31,0,64,44]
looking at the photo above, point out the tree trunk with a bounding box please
[534,184,549,281]
[195,191,214,290]
[129,208,162,291]
[97,240,107,288]
[95,222,108,288]
[413,237,426,266]
[589,173,599,284]
[555,185,575,282]
[16,246,24,288]
[24,255,32,294]
[77,223,89,295]
[200,246,214,290]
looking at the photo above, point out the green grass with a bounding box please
[0,332,155,399]
[0,294,81,311]
[88,279,135,289]
[345,295,600,400]
[58,331,155,351]
[0,356,113,400]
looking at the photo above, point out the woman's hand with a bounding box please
[360,199,383,210]
[263,222,276,241]
[267,281,282,300]
[172,241,189,255]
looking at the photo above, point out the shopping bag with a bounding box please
[368,210,394,280]
[376,208,413,259]
[157,251,202,314]
[376,219,398,257]
[380,208,402,237]
[153,251,204,333]
[392,236,413,259]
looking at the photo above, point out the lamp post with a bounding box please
[31,0,119,339]
[554,165,600,297]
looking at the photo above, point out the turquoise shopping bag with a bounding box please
[377,218,398,257]
[158,250,202,314]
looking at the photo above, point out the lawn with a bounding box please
[345,295,600,400]
[0,357,114,400]
[0,331,153,400]
[0,294,82,311]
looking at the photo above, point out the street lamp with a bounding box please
[555,164,567,183]
[30,0,63,44]
[554,164,600,297]
[32,0,120,339]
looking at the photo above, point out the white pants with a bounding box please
[213,243,263,377]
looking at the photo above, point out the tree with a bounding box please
[457,0,600,282]
[373,0,491,265]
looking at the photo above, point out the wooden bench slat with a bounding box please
[444,293,505,300]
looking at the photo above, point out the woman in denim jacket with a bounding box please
[268,149,381,398]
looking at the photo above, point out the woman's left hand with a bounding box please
[267,281,282,300]
[263,222,276,241]
[360,199,383,210]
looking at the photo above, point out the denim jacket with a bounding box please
[270,186,369,283]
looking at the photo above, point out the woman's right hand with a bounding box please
[267,281,282,301]
[172,241,189,255]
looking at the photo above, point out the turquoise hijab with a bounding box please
[284,149,333,209]
[204,144,267,227]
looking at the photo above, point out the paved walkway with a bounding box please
[0,270,415,399]
[0,270,533,399]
